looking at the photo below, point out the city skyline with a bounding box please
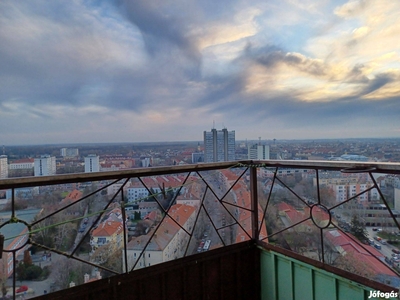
[1,1,400,145]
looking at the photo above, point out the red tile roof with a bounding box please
[231,179,267,242]
[64,189,82,202]
[127,204,196,251]
[92,221,124,237]
[326,229,396,277]
[10,158,34,163]
[144,210,158,221]
[220,169,238,181]
[60,189,83,206]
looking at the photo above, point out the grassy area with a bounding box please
[378,231,400,245]
[377,231,392,239]
[61,191,69,198]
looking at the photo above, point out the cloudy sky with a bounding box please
[1,0,400,145]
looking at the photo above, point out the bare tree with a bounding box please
[91,244,122,273]
[285,231,308,254]
[0,272,8,300]
[51,212,76,251]
[319,186,336,208]
[82,184,99,214]
[32,208,58,248]
[334,251,376,279]
[52,257,91,290]
[1,199,28,211]
[23,250,32,266]
[30,190,63,208]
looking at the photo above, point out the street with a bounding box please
[366,227,399,264]
[6,252,59,299]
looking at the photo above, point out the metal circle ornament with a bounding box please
[310,204,331,229]
[0,218,31,253]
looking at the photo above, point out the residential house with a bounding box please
[124,204,196,270]
[90,220,124,254]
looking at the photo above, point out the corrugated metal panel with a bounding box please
[259,248,396,300]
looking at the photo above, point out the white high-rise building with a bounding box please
[203,128,235,163]
[248,144,270,160]
[34,155,56,176]
[140,157,151,168]
[0,155,8,179]
[85,155,100,173]
[60,148,79,157]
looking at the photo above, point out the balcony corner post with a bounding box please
[250,164,259,241]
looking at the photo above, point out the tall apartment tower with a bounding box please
[204,128,235,162]
[85,154,100,173]
[0,155,8,179]
[61,148,79,157]
[34,155,56,176]
[248,144,270,160]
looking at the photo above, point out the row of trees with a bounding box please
[349,214,369,243]
[16,251,50,281]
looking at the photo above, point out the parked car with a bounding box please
[391,257,400,263]
[197,241,205,253]
[16,285,28,293]
[78,226,86,233]
[392,249,400,254]
[374,243,382,250]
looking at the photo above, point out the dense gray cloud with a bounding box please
[1,0,400,144]
[359,73,396,96]
[118,0,200,60]
[243,45,327,77]
[345,64,369,84]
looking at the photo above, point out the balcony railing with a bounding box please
[1,160,400,299]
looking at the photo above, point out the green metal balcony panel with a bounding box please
[260,249,376,300]
[314,272,336,300]
[293,264,313,300]
[276,256,293,300]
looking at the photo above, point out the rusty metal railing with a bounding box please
[0,160,400,298]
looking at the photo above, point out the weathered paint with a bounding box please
[260,248,398,300]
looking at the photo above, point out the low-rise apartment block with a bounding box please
[124,204,196,270]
